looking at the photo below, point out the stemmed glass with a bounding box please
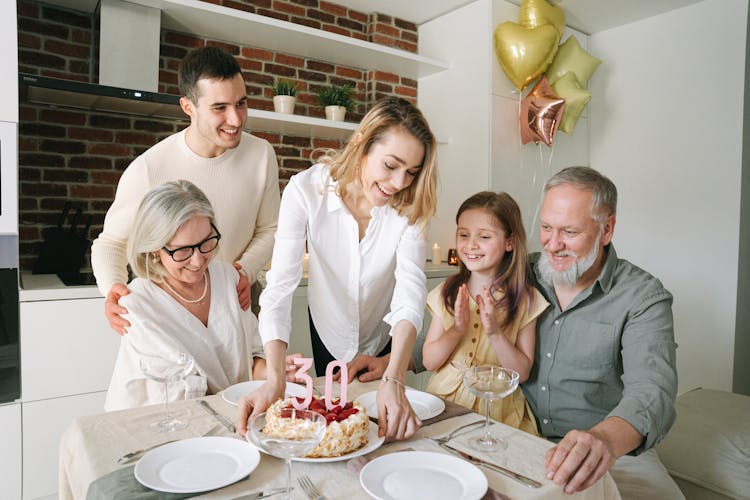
[139,352,194,433]
[247,409,326,499]
[462,366,520,452]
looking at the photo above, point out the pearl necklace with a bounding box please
[162,272,209,304]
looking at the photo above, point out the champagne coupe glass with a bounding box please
[463,366,520,451]
[139,352,194,433]
[247,409,326,499]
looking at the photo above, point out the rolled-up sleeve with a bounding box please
[608,289,677,453]
[383,223,427,334]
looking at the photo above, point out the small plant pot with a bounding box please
[324,105,347,121]
[273,95,296,114]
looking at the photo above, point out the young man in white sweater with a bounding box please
[91,46,280,334]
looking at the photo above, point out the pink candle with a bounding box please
[324,360,348,410]
[290,357,314,410]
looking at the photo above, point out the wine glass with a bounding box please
[462,366,520,452]
[139,352,194,433]
[246,409,326,499]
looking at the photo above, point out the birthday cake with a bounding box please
[265,396,370,458]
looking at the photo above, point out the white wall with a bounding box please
[589,0,748,393]
[419,0,494,252]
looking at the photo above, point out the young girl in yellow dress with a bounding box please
[422,191,548,434]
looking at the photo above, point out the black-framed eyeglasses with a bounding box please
[161,223,221,262]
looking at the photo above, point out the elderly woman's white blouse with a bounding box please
[258,163,427,361]
[104,260,262,411]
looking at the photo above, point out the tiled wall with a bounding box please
[17,0,419,272]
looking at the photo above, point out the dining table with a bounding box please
[58,377,621,500]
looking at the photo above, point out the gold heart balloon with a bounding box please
[494,21,560,90]
[519,0,566,37]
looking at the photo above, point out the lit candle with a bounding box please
[302,251,309,272]
[447,248,458,266]
[431,243,442,263]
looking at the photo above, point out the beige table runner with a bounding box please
[59,379,621,500]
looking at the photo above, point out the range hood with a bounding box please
[19,73,184,119]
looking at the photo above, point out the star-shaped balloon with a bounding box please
[520,75,565,147]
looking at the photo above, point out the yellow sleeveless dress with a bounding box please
[425,282,548,435]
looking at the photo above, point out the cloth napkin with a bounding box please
[85,465,199,500]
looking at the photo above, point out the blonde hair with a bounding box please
[127,180,216,282]
[323,97,438,228]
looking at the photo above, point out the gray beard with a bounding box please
[537,237,600,287]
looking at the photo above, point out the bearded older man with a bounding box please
[522,167,683,499]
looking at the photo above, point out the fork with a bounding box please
[297,475,326,500]
[428,418,485,446]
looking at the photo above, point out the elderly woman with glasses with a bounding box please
[105,180,282,410]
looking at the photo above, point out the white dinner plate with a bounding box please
[221,380,307,406]
[359,451,487,500]
[134,436,260,494]
[293,421,385,463]
[355,389,445,421]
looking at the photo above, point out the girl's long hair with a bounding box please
[442,191,533,328]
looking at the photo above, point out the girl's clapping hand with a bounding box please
[453,283,471,335]
[476,286,499,335]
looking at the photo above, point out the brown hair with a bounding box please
[322,96,437,228]
[178,46,242,103]
[442,191,534,329]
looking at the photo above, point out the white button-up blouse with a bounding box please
[258,163,427,361]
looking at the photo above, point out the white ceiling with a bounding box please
[333,0,705,33]
[49,0,706,34]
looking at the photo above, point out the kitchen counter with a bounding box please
[19,261,458,302]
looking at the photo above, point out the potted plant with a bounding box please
[317,84,354,121]
[272,79,299,114]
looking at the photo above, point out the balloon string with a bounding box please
[530,142,556,237]
[517,90,524,181]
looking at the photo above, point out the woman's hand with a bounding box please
[376,378,421,440]
[236,379,284,436]
[453,284,471,335]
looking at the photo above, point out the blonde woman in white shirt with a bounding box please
[239,97,438,441]
[106,180,287,410]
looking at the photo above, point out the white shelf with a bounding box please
[127,0,449,79]
[247,109,357,140]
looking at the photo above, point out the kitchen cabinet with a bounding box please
[22,392,107,500]
[20,297,118,402]
[0,402,22,500]
[19,278,117,499]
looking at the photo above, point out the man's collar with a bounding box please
[594,243,618,294]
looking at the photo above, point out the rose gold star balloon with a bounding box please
[520,75,565,147]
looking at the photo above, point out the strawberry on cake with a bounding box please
[265,396,370,458]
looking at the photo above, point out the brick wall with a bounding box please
[17,0,419,272]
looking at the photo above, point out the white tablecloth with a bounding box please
[59,379,621,500]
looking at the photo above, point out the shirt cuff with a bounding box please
[383,308,423,337]
[607,397,654,454]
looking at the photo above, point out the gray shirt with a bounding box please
[522,245,677,453]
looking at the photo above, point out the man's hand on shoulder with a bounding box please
[234,263,251,311]
[105,283,131,335]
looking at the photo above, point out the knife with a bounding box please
[199,400,236,433]
[231,487,288,500]
[440,442,542,488]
